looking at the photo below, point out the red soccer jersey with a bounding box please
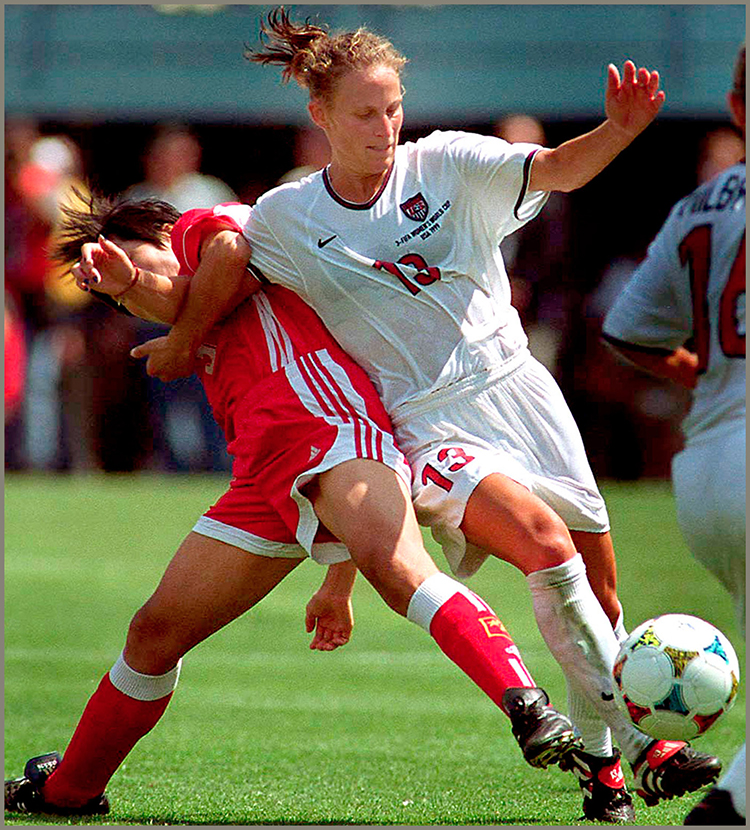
[171,204,408,551]
[172,204,352,441]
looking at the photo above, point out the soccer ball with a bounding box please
[612,614,740,741]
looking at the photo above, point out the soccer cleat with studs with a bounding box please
[502,687,583,769]
[5,752,109,816]
[559,748,636,824]
[683,787,745,825]
[632,740,722,807]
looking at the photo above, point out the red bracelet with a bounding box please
[112,267,140,300]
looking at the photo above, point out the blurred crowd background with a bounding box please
[5,4,745,478]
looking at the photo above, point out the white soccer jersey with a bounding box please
[603,163,746,442]
[243,130,547,414]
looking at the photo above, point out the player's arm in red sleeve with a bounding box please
[529,61,665,193]
[133,228,258,382]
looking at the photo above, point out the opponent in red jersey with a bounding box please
[5,196,581,819]
[171,202,412,556]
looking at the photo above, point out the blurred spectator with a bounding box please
[5,117,47,468]
[277,125,331,184]
[5,118,51,332]
[5,292,27,425]
[4,127,104,470]
[21,137,97,471]
[124,124,237,211]
[494,114,576,379]
[697,126,744,185]
[123,124,233,471]
[4,128,152,473]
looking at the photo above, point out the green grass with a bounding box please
[4,474,745,825]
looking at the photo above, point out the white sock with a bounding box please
[568,686,613,757]
[406,572,479,632]
[566,600,628,758]
[719,743,746,818]
[526,554,651,763]
[109,652,182,701]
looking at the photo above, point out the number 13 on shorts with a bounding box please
[421,446,476,491]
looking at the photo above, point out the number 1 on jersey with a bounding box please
[679,224,745,372]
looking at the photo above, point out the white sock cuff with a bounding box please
[109,652,182,701]
[406,573,464,632]
[526,552,586,593]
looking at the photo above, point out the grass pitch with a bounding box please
[4,474,745,825]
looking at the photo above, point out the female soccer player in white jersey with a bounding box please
[6,196,585,819]
[100,9,720,821]
[604,45,746,827]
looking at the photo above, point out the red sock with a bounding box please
[42,674,173,808]
[429,591,536,712]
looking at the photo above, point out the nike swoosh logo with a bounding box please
[601,692,615,701]
[317,235,337,248]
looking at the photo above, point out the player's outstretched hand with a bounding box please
[74,236,136,296]
[606,60,665,138]
[305,591,353,651]
[130,332,196,382]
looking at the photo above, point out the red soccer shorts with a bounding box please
[193,348,412,564]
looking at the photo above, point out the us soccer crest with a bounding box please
[400,192,429,222]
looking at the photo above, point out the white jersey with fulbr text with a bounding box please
[604,162,746,441]
[243,129,547,414]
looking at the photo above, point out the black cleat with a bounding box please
[560,748,636,824]
[632,740,722,807]
[5,752,109,816]
[684,787,745,825]
[502,687,582,769]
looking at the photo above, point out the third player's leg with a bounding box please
[570,529,621,629]
[124,532,304,674]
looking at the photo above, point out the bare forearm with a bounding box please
[119,270,190,324]
[529,61,664,193]
[530,120,633,193]
[319,560,357,598]
[608,342,699,389]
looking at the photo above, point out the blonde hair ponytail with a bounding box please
[246,7,406,103]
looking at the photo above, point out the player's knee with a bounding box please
[524,511,576,570]
[125,602,184,672]
[353,546,434,617]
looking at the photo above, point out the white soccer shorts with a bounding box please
[392,349,610,577]
[672,421,746,636]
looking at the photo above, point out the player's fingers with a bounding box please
[130,341,158,359]
[637,67,650,87]
[607,63,620,94]
[305,611,315,633]
[131,335,170,360]
[76,256,99,280]
[647,69,661,95]
[622,60,637,85]
[80,241,98,264]
[98,235,122,257]
[72,263,90,291]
